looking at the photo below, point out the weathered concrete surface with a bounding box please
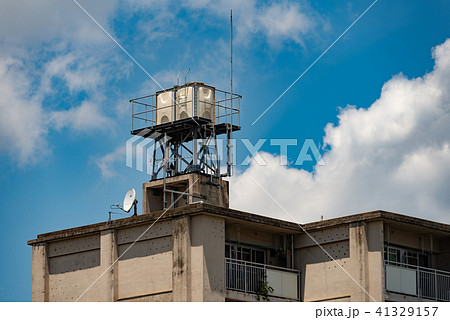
[116,221,173,300]
[28,197,450,302]
[142,173,229,215]
[349,222,369,302]
[99,230,116,302]
[366,221,384,302]
[172,215,191,301]
[190,214,225,301]
[297,226,351,302]
[31,243,48,302]
[298,221,385,302]
[117,291,172,302]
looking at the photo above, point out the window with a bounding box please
[385,247,400,263]
[384,244,430,268]
[225,243,266,264]
[405,251,418,266]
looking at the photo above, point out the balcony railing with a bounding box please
[225,258,300,301]
[385,261,450,301]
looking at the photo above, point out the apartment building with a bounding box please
[28,173,450,302]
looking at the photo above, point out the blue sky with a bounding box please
[1,0,450,301]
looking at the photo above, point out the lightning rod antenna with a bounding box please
[227,9,234,177]
[230,9,233,97]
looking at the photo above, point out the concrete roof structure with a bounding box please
[28,203,450,245]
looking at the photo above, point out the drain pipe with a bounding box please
[291,234,295,269]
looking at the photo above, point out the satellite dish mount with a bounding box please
[122,188,138,216]
[107,189,138,224]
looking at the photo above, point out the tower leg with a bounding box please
[227,128,232,176]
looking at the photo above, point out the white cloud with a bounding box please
[0,57,48,166]
[257,2,314,46]
[125,0,321,47]
[0,49,119,165]
[195,0,320,46]
[0,0,131,166]
[93,145,125,178]
[0,0,118,44]
[153,69,182,87]
[229,38,450,224]
[42,53,105,94]
[50,100,113,132]
[136,7,178,41]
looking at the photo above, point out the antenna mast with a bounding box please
[230,9,233,96]
[227,9,234,177]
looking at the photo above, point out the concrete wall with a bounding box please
[30,207,450,303]
[296,225,351,301]
[31,243,48,302]
[31,213,226,302]
[46,234,102,301]
[349,221,384,302]
[297,221,384,302]
[190,215,225,301]
[226,224,277,247]
[384,224,425,251]
[27,216,413,302]
[31,220,175,301]
[116,221,173,301]
[365,221,384,302]
[142,174,229,215]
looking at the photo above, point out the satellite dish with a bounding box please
[107,188,139,224]
[123,189,136,213]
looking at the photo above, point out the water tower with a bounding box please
[130,81,241,214]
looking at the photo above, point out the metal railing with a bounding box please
[385,261,450,301]
[225,258,300,300]
[130,85,241,131]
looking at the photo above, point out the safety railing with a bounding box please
[130,85,240,132]
[225,258,300,301]
[385,261,450,301]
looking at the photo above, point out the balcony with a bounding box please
[225,258,300,301]
[385,261,450,301]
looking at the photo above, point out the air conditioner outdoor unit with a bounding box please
[176,84,215,123]
[156,83,215,125]
[197,86,215,122]
[156,90,175,125]
[176,86,194,120]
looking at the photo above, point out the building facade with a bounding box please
[28,176,450,302]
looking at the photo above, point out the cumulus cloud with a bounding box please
[229,38,450,224]
[50,100,113,132]
[125,0,321,46]
[1,53,121,168]
[256,2,315,46]
[0,57,48,166]
[192,0,321,46]
[0,0,118,44]
[0,0,128,167]
[0,48,120,166]
[41,53,105,94]
[93,145,125,178]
